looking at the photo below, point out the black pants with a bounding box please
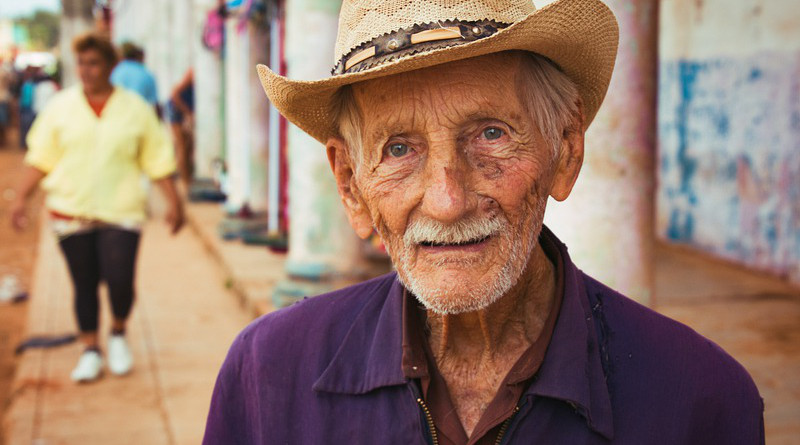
[58,229,141,333]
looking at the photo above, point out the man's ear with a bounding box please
[549,119,585,202]
[326,137,374,239]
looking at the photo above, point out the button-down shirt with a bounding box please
[25,85,175,225]
[401,228,565,445]
[203,227,764,444]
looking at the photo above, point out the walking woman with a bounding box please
[10,33,184,382]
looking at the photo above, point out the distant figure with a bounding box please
[10,32,184,384]
[167,68,194,186]
[0,58,12,147]
[110,42,159,111]
[17,66,39,149]
[32,73,59,114]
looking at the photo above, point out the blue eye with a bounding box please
[388,143,409,157]
[483,127,504,140]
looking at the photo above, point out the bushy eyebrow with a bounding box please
[363,100,525,150]
[368,124,408,146]
[462,108,524,125]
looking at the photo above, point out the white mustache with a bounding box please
[403,215,504,246]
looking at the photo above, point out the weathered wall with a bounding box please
[544,0,658,304]
[192,0,224,180]
[112,0,194,103]
[659,0,800,283]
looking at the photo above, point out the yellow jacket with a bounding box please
[25,85,176,224]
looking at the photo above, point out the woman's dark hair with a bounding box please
[72,32,119,67]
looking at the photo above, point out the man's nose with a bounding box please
[419,153,475,224]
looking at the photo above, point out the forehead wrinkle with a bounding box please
[354,81,431,146]
[353,53,526,144]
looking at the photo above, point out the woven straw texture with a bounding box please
[257,0,619,144]
[335,0,535,64]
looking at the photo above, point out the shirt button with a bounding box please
[412,366,418,371]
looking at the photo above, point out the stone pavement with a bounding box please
[3,213,251,445]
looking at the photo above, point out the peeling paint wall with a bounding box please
[659,0,800,283]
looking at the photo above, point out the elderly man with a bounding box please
[204,0,764,443]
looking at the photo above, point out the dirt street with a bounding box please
[0,147,42,445]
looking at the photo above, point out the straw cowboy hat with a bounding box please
[257,0,619,144]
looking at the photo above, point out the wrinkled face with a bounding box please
[77,49,113,91]
[336,53,578,314]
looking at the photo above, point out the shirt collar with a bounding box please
[312,226,614,439]
[526,226,614,440]
[312,275,407,394]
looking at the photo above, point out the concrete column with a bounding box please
[223,13,271,213]
[112,0,180,104]
[59,0,94,88]
[266,10,283,234]
[543,0,658,304]
[246,22,271,212]
[110,1,151,71]
[118,0,193,105]
[171,0,194,79]
[223,17,249,212]
[272,0,367,306]
[192,0,224,180]
[149,0,174,103]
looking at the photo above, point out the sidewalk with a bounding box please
[3,214,252,445]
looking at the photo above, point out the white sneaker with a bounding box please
[107,335,133,376]
[71,350,103,383]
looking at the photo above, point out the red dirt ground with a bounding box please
[0,143,42,445]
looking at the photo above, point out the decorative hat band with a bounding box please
[332,19,510,75]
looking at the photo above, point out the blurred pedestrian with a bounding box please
[0,57,13,147]
[32,72,59,114]
[110,42,159,115]
[167,68,194,186]
[10,32,184,383]
[17,66,38,149]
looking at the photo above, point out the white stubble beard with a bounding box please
[385,195,548,315]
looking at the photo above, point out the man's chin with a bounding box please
[400,273,509,315]
[395,242,527,314]
[416,293,495,315]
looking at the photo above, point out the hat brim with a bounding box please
[257,0,619,144]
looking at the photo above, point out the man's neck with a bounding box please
[424,244,556,436]
[426,244,556,361]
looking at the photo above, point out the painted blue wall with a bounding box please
[658,51,800,280]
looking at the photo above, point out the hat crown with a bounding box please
[334,0,537,64]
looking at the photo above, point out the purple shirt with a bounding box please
[203,228,764,444]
